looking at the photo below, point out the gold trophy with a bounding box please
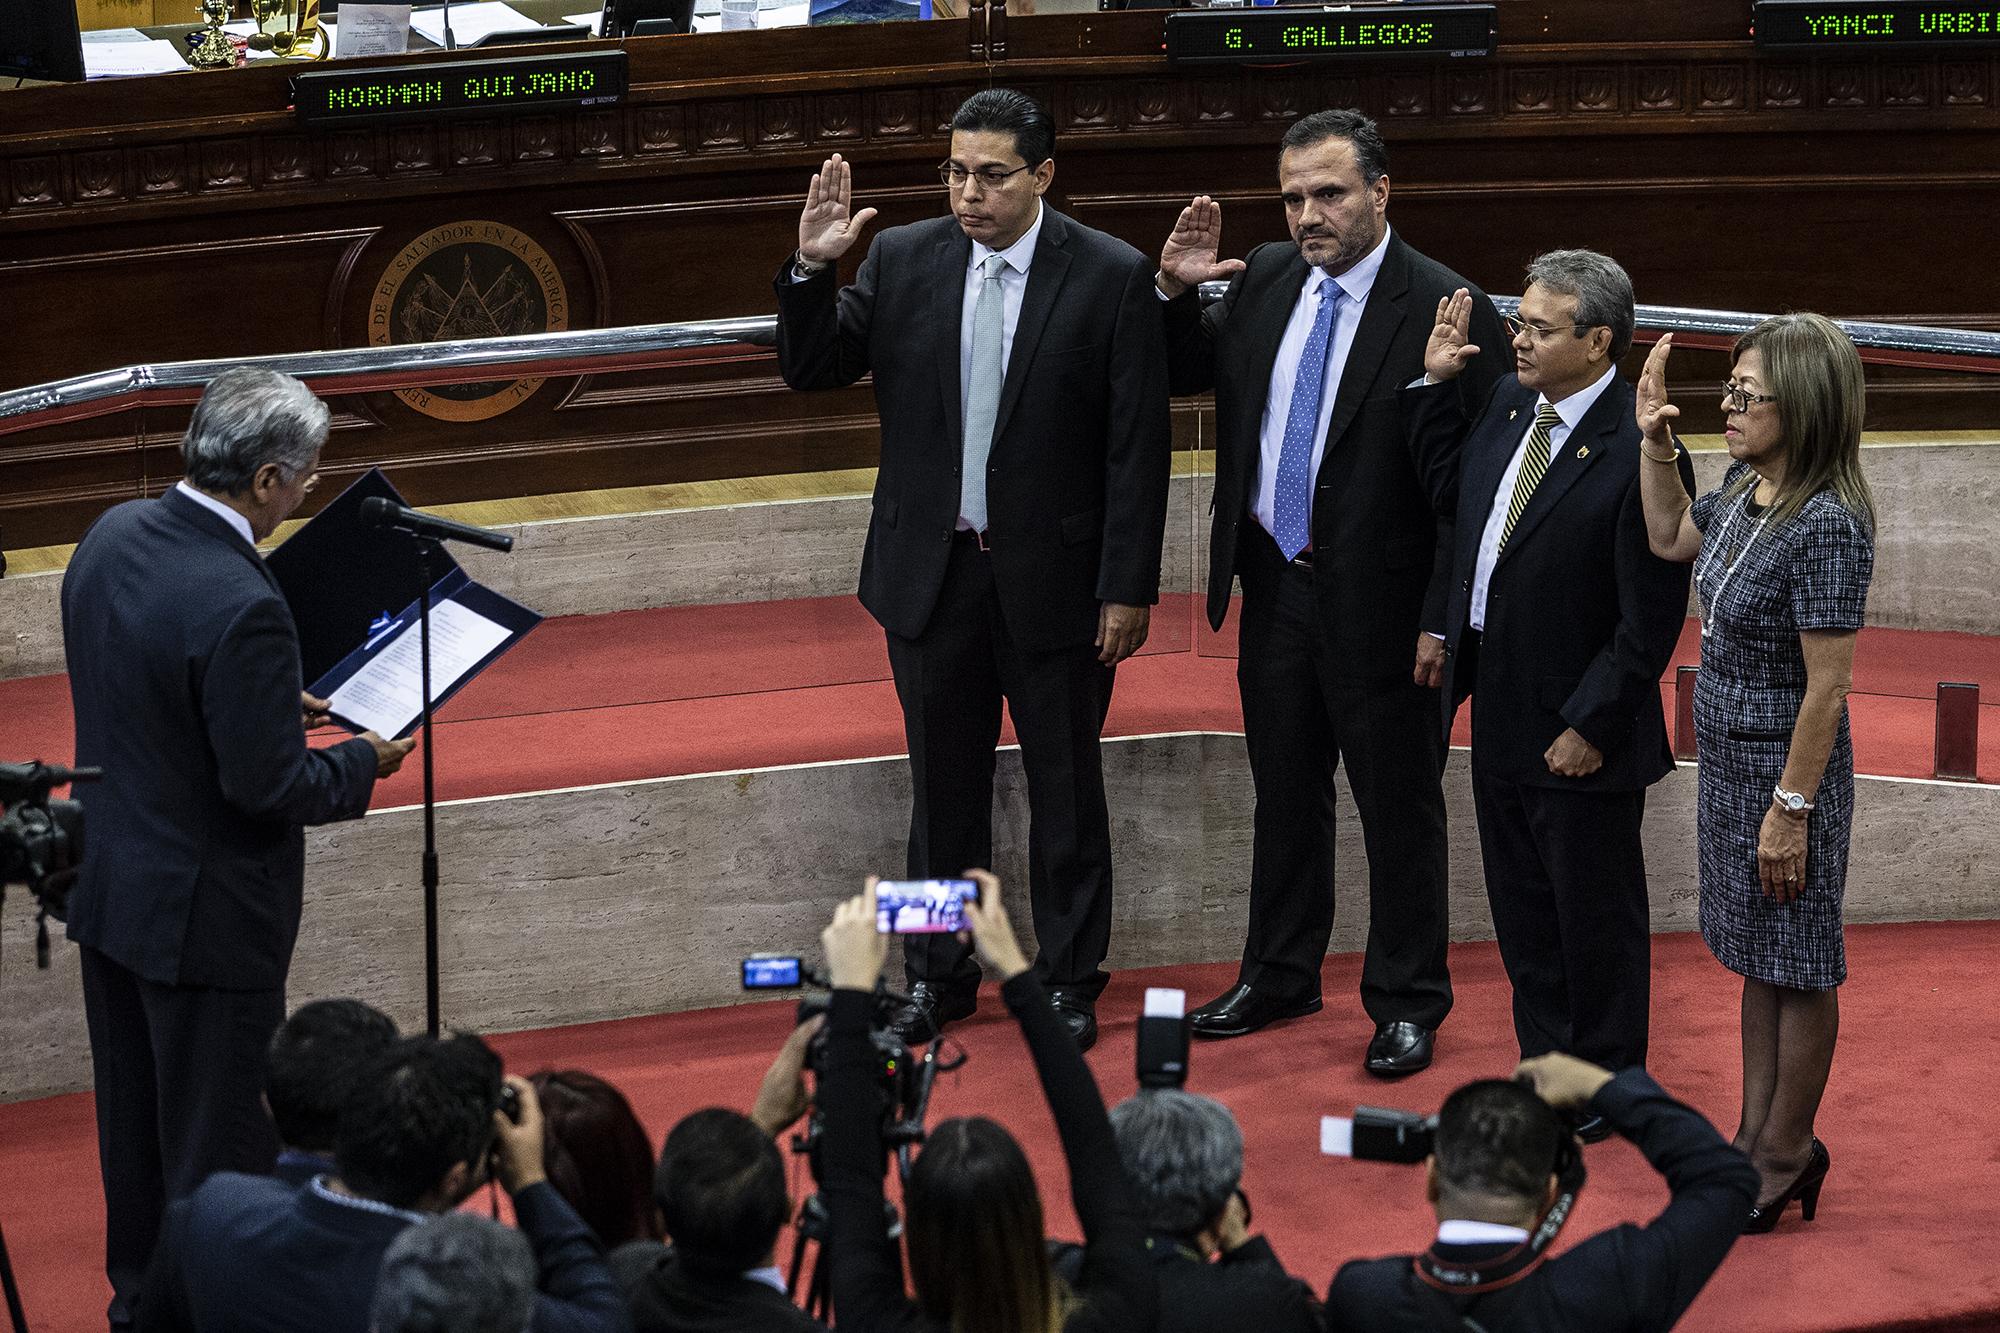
[247,0,331,59]
[186,0,239,68]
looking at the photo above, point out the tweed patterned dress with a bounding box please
[1689,461,1874,990]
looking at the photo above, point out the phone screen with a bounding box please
[742,954,803,989]
[875,878,980,934]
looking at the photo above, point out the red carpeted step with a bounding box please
[2,599,1995,804]
[3,925,1997,1332]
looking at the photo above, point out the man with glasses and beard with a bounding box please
[774,89,1171,1052]
[1155,110,1507,1076]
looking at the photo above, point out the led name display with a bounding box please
[1165,4,1496,66]
[1753,0,2000,47]
[294,50,628,126]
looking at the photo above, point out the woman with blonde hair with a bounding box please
[1634,313,1876,1234]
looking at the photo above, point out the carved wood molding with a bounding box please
[4,53,1996,223]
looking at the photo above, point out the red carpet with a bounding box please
[3,924,1997,1332]
[1,595,1994,807]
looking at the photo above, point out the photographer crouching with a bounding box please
[1328,1054,1757,1333]
[816,871,1157,1333]
[1101,1091,1321,1333]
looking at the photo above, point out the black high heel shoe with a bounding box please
[1743,1138,1830,1234]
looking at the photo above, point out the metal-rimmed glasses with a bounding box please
[938,162,1033,189]
[1503,314,1590,341]
[1721,381,1780,412]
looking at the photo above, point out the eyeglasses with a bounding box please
[1503,314,1591,342]
[1721,381,1779,412]
[938,162,1033,189]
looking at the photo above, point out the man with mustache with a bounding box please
[1157,110,1506,1075]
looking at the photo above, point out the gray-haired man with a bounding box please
[61,366,413,1327]
[1100,1091,1323,1333]
[373,1215,538,1333]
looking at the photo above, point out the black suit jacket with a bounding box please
[1162,232,1508,677]
[1404,374,1694,790]
[1052,1233,1323,1333]
[624,1246,827,1333]
[1326,1068,1758,1333]
[139,1173,629,1333]
[61,488,379,989]
[775,207,1170,653]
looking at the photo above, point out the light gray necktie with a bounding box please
[960,253,1008,534]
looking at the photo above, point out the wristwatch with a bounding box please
[1772,784,1815,816]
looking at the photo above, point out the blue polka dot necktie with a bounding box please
[1273,282,1343,561]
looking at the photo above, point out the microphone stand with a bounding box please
[442,0,457,49]
[416,536,444,1037]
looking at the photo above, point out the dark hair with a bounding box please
[371,1213,536,1333]
[1279,109,1389,185]
[1433,1080,1566,1204]
[904,1117,1067,1333]
[532,1069,663,1248]
[950,89,1055,168]
[334,1034,503,1210]
[656,1109,789,1273]
[264,999,399,1154]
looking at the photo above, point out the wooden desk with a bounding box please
[3,0,1998,547]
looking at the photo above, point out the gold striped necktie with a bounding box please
[1498,403,1562,553]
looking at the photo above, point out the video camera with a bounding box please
[0,761,98,970]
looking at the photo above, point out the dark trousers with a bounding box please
[1233,528,1453,1027]
[1469,771,1652,1070]
[80,946,283,1327]
[886,534,1116,999]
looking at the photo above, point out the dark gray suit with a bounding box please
[775,207,1169,998]
[62,486,378,1324]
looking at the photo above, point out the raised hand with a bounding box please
[1636,334,1680,449]
[1422,288,1482,382]
[798,153,879,266]
[1157,195,1247,298]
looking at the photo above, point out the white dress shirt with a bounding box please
[174,480,256,550]
[1251,226,1392,542]
[1436,1219,1532,1246]
[958,203,1043,437]
[1467,364,1617,632]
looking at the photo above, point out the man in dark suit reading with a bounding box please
[61,366,413,1326]
[1155,110,1507,1074]
[775,89,1171,1051]
[1326,1053,1757,1333]
[1404,252,1694,1122]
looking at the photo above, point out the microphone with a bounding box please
[358,496,514,553]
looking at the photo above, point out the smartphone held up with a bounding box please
[874,878,981,934]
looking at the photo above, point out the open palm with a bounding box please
[1159,195,1247,295]
[798,153,878,265]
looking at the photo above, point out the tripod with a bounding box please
[0,1218,29,1333]
[786,1034,955,1321]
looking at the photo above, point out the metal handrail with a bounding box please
[2,295,1997,436]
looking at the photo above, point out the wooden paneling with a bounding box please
[3,0,1999,548]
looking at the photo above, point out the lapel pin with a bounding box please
[1508,408,1519,421]
[1576,445,1590,459]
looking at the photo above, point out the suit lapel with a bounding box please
[1317,236,1409,465]
[930,223,972,451]
[1463,381,1534,537]
[990,206,1073,447]
[1232,249,1311,495]
[1495,374,1629,564]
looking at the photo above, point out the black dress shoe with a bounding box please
[1187,983,1323,1039]
[1048,990,1098,1052]
[1571,1113,1614,1145]
[891,982,977,1044]
[1363,1021,1435,1077]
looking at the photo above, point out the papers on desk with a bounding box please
[325,597,514,739]
[81,37,189,78]
[563,10,606,31]
[691,3,808,28]
[410,1,536,45]
[340,5,414,57]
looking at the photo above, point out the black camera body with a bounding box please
[1,761,99,969]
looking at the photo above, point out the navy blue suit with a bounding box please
[1326,1068,1758,1333]
[1403,374,1693,1070]
[61,486,379,1324]
[138,1173,629,1333]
